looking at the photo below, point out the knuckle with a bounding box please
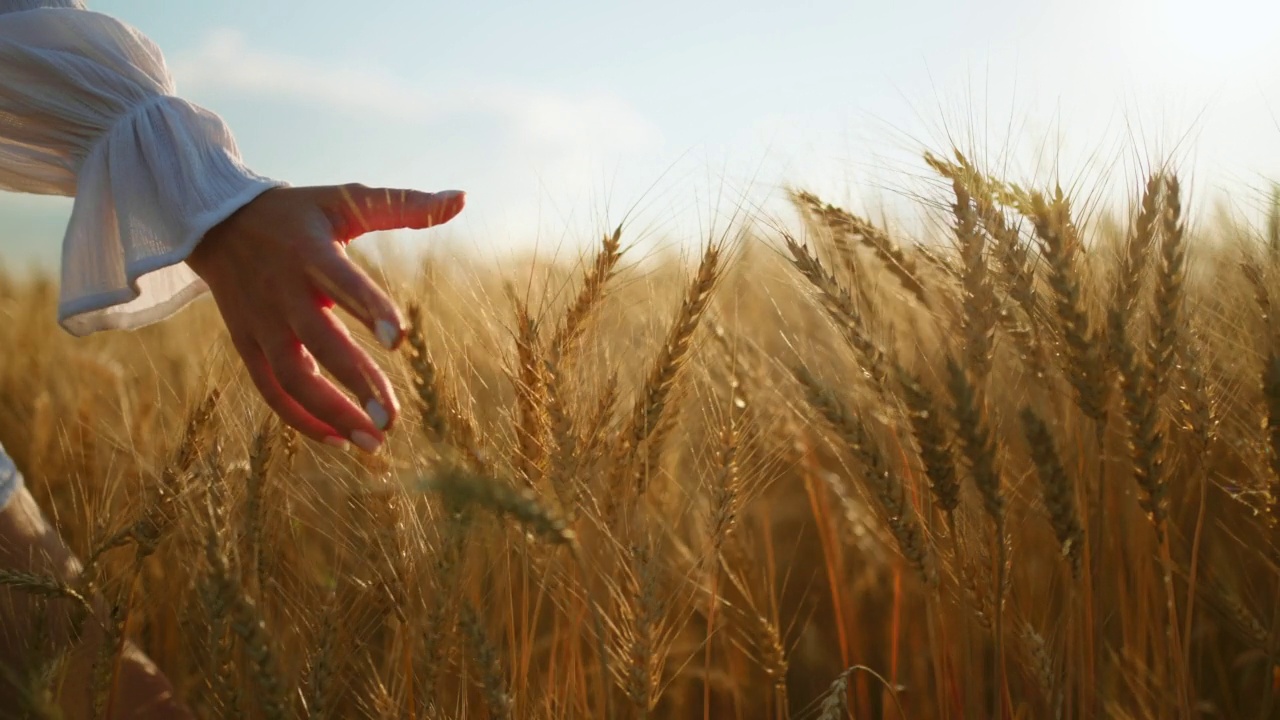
[325,211,356,242]
[273,361,317,397]
[317,340,366,389]
[330,353,363,383]
[267,342,305,370]
[274,371,306,398]
[255,385,307,432]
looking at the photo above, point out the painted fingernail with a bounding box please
[365,399,391,431]
[323,436,350,451]
[351,431,382,453]
[375,319,401,350]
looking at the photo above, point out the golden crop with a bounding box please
[1,150,1276,719]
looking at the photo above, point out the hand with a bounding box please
[185,184,465,452]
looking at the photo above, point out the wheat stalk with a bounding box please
[791,189,928,305]
[784,233,892,387]
[619,242,721,495]
[1019,406,1084,578]
[796,365,938,587]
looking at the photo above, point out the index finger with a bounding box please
[325,186,466,240]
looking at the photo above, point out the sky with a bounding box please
[2,0,1280,269]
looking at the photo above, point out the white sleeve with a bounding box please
[0,1,286,336]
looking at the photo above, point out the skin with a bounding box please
[185,183,466,452]
[0,182,465,717]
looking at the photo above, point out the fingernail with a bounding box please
[434,190,465,203]
[351,431,382,453]
[375,319,401,350]
[323,436,350,451]
[365,399,391,431]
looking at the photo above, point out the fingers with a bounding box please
[233,310,392,453]
[303,248,407,350]
[225,326,345,446]
[287,297,401,435]
[199,182,462,454]
[311,182,465,347]
[257,327,386,453]
[324,184,466,240]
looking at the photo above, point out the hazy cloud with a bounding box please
[170,29,662,156]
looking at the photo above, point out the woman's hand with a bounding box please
[185,184,465,453]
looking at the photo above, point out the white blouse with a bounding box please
[0,0,284,336]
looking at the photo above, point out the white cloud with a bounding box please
[170,29,662,156]
[167,29,683,255]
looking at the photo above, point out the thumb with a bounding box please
[325,184,466,240]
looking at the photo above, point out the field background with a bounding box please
[2,150,1280,720]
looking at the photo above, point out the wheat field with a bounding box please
[1,149,1278,719]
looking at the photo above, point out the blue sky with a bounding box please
[3,0,1279,269]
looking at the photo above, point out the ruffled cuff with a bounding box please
[56,94,285,336]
